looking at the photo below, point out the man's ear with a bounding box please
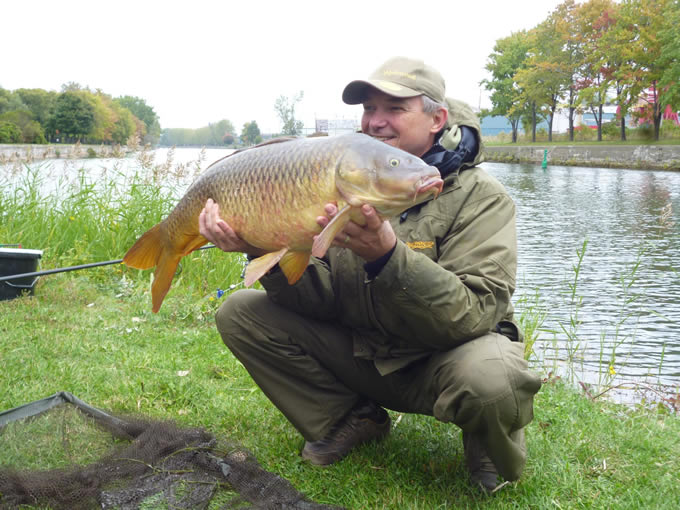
[430,107,448,134]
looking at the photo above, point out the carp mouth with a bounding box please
[414,176,444,201]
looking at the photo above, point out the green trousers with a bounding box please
[216,289,541,481]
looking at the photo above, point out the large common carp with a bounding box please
[124,133,443,312]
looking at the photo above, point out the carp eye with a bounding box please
[389,158,400,168]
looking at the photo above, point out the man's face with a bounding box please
[361,89,445,157]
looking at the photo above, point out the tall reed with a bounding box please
[0,151,246,316]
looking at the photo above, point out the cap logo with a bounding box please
[374,80,405,92]
[383,70,417,81]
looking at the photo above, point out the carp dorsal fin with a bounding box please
[208,137,299,167]
[243,247,289,287]
[311,204,352,258]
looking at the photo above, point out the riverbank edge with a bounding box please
[0,143,133,163]
[5,142,680,171]
[484,144,680,171]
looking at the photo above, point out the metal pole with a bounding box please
[0,245,216,282]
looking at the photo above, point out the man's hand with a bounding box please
[198,199,266,256]
[316,203,397,262]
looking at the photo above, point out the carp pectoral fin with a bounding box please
[279,251,311,285]
[244,248,288,287]
[151,251,182,313]
[123,224,162,269]
[311,205,352,258]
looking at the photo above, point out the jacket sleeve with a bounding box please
[259,255,338,320]
[367,188,517,350]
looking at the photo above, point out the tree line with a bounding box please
[483,0,679,142]
[0,83,307,148]
[0,83,161,145]
[160,92,305,147]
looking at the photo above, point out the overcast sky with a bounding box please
[3,0,566,134]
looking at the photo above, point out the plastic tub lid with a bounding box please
[0,248,43,259]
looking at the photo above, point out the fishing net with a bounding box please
[0,392,343,510]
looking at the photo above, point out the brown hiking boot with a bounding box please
[301,401,391,466]
[463,432,502,493]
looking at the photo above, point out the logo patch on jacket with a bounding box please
[406,241,435,250]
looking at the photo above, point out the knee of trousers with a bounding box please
[432,335,541,432]
[215,289,268,350]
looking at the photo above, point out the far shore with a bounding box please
[3,142,680,171]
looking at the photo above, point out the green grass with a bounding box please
[1,156,679,509]
[1,277,679,509]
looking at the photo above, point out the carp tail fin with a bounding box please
[124,223,183,313]
[151,251,183,313]
[123,224,163,270]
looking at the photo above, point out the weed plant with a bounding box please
[0,149,246,307]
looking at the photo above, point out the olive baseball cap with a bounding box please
[342,56,446,105]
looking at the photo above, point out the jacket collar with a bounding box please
[421,143,462,179]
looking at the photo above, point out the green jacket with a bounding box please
[260,166,518,376]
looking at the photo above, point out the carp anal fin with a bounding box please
[244,247,288,287]
[279,251,311,285]
[311,205,352,258]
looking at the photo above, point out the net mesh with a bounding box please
[0,392,343,510]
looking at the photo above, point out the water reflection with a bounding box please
[484,161,680,400]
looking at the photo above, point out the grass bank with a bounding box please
[1,154,678,508]
[1,275,679,509]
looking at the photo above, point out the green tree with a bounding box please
[160,128,192,146]
[551,0,585,141]
[115,96,161,144]
[576,0,618,141]
[60,82,86,92]
[241,121,262,146]
[111,102,137,144]
[15,88,57,126]
[274,92,304,136]
[658,0,680,120]
[0,110,46,143]
[0,88,27,115]
[0,120,22,143]
[89,92,116,143]
[515,16,573,142]
[611,0,672,140]
[482,30,533,142]
[89,91,142,144]
[49,91,95,142]
[0,88,10,114]
[21,120,47,144]
[595,0,635,140]
[208,119,236,145]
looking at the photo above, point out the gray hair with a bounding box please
[421,95,447,113]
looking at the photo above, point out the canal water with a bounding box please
[3,149,679,402]
[483,161,679,402]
